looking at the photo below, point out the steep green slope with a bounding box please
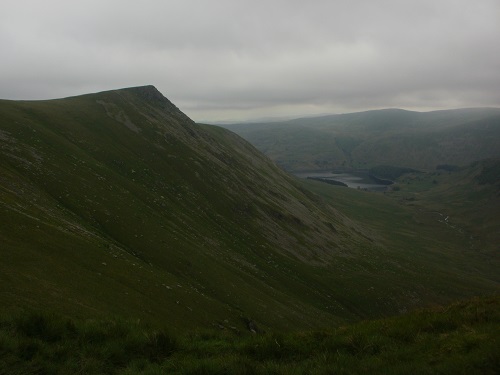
[0,86,368,331]
[222,108,500,171]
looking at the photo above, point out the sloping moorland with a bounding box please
[1,86,499,372]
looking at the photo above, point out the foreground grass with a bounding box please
[1,296,498,374]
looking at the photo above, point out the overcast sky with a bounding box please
[1,0,499,122]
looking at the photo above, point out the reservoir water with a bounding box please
[295,170,390,192]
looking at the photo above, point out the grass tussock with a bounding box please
[0,296,499,374]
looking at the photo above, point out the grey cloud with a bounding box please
[1,0,499,121]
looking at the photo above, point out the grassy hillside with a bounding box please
[221,108,500,171]
[1,86,369,331]
[1,296,498,374]
[388,158,500,254]
[1,86,498,337]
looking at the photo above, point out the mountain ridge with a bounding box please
[0,85,368,331]
[221,107,500,171]
[216,107,500,126]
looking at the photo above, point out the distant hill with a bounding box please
[1,87,498,334]
[220,108,500,171]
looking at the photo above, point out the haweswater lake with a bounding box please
[295,171,390,192]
